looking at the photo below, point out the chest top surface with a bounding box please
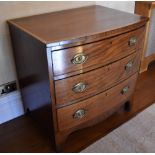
[8,5,148,48]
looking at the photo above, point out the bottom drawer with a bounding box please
[57,73,138,131]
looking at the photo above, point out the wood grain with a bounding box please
[52,26,145,78]
[55,52,141,106]
[135,1,152,73]
[57,73,137,131]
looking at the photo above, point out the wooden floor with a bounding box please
[0,62,155,153]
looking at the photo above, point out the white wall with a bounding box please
[0,1,95,86]
[0,1,135,124]
[0,1,95,124]
[96,1,135,13]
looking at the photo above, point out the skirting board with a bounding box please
[0,91,24,124]
[140,53,155,73]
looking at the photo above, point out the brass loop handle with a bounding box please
[73,109,86,119]
[129,36,137,46]
[121,86,129,95]
[72,82,87,93]
[71,53,88,64]
[125,61,133,71]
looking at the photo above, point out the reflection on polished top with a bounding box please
[8,5,148,47]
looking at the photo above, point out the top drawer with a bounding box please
[52,27,144,79]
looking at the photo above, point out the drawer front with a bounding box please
[57,73,137,131]
[55,52,140,106]
[52,27,144,78]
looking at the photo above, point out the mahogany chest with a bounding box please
[8,5,148,151]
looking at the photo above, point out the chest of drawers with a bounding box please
[8,5,148,151]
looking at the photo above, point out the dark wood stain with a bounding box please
[0,63,154,153]
[7,5,148,151]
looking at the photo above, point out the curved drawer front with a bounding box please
[57,73,138,131]
[55,52,140,106]
[52,27,144,79]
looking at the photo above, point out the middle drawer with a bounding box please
[55,52,140,106]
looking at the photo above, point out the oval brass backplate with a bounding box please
[72,82,87,93]
[71,53,88,64]
[73,109,86,119]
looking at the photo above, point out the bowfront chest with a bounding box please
[8,5,148,151]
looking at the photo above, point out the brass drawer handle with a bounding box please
[129,36,137,46]
[121,86,129,95]
[71,53,88,64]
[73,109,86,119]
[72,82,87,93]
[125,61,133,71]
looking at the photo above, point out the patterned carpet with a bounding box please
[81,104,155,153]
